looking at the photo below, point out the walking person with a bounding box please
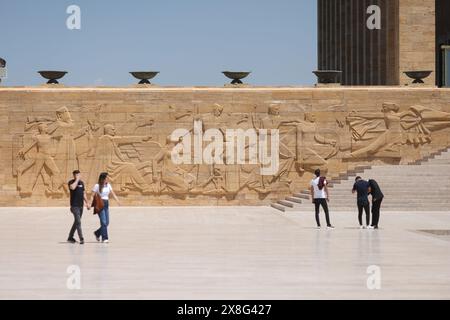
[352,176,370,229]
[368,179,384,229]
[310,169,334,229]
[67,170,90,244]
[90,172,120,243]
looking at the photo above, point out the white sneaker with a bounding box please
[316,226,321,230]
[367,226,375,230]
[360,225,367,229]
[102,239,109,243]
[327,225,335,229]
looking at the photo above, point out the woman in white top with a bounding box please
[91,172,120,243]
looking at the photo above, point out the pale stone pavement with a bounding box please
[0,207,449,300]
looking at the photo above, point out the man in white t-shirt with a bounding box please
[310,169,334,229]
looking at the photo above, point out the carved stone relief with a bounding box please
[347,103,450,158]
[11,101,450,200]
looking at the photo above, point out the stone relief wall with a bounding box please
[0,87,450,206]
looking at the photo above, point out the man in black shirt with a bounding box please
[368,179,384,229]
[352,176,370,229]
[67,170,90,244]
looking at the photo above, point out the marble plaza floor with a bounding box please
[0,207,449,300]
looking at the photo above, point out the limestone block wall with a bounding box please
[399,0,436,86]
[0,86,450,207]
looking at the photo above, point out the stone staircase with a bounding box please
[271,147,450,212]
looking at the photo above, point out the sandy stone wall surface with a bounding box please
[399,0,436,86]
[0,86,449,206]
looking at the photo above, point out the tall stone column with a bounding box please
[398,0,436,86]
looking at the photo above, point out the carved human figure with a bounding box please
[83,118,102,157]
[348,102,431,158]
[278,112,337,173]
[401,105,450,144]
[152,136,195,194]
[244,105,295,190]
[194,104,255,195]
[348,103,406,158]
[191,165,228,195]
[88,124,154,193]
[192,104,229,190]
[25,107,89,182]
[16,123,64,195]
[46,107,83,180]
[119,113,155,135]
[79,104,105,157]
[194,104,231,136]
[239,164,272,194]
[169,104,193,122]
[347,103,450,158]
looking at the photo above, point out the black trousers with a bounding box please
[371,198,383,227]
[69,206,84,240]
[314,198,331,227]
[357,202,370,226]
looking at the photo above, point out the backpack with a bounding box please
[318,177,326,190]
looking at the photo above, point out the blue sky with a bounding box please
[0,0,317,86]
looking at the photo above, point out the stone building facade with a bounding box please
[318,0,448,86]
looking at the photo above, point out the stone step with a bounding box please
[333,187,450,190]
[272,149,450,212]
[339,174,450,179]
[333,189,450,193]
[332,181,450,185]
[433,156,450,161]
[419,159,450,163]
[299,201,450,205]
[293,193,309,199]
[286,196,303,204]
[349,165,450,170]
[330,190,450,194]
[270,203,285,212]
[327,199,450,203]
[361,171,447,174]
[278,200,295,208]
[334,182,450,187]
[292,207,450,212]
[293,201,449,206]
[331,183,450,187]
[343,173,450,177]
[331,177,450,184]
[293,201,450,208]
[351,167,450,172]
[330,192,450,196]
